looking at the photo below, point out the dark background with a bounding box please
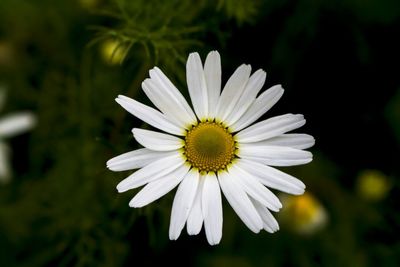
[0,0,399,266]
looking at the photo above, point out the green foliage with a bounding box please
[217,0,261,25]
[89,0,260,69]
[90,0,203,66]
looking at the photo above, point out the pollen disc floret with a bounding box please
[184,122,235,172]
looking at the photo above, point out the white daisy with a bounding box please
[107,51,314,245]
[0,88,36,182]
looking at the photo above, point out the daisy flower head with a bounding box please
[107,51,315,245]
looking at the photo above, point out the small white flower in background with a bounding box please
[107,51,315,245]
[0,88,36,183]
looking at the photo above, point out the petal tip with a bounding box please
[131,128,140,135]
[187,228,201,236]
[208,240,220,246]
[128,200,138,208]
[188,52,200,59]
[117,94,128,100]
[208,50,220,58]
[293,189,306,195]
[106,159,112,166]
[253,228,262,234]
[116,182,128,193]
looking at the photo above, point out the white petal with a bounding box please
[187,173,205,235]
[142,77,195,128]
[169,169,199,240]
[107,148,175,171]
[149,67,197,124]
[238,159,305,195]
[116,95,184,136]
[215,64,251,121]
[186,52,208,120]
[132,128,184,151]
[129,164,190,208]
[229,164,282,211]
[141,79,182,127]
[116,152,184,192]
[225,69,266,126]
[218,170,263,233]
[202,172,223,245]
[245,134,315,150]
[0,112,36,138]
[0,142,11,182]
[230,85,284,132]
[235,114,305,143]
[251,198,280,233]
[204,51,221,119]
[238,145,313,166]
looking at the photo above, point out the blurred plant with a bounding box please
[79,0,100,10]
[356,169,392,202]
[89,0,205,70]
[89,0,260,71]
[217,0,260,25]
[0,88,36,183]
[279,192,327,235]
[0,41,14,68]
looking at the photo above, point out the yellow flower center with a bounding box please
[184,122,236,172]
